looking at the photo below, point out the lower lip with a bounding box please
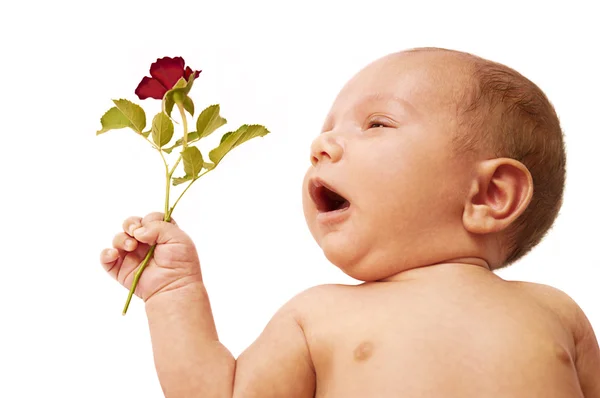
[316,205,351,224]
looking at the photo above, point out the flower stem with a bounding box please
[177,103,189,149]
[122,170,172,315]
[122,102,191,315]
[164,170,171,216]
[122,244,156,315]
[169,156,182,177]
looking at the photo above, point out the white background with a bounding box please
[0,0,598,396]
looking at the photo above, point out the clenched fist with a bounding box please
[99,212,203,302]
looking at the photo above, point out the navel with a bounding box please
[353,341,374,362]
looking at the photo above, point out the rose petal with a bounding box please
[150,57,185,91]
[135,77,168,100]
[184,66,201,80]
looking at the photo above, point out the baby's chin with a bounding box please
[321,238,400,282]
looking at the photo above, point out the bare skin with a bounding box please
[292,268,594,397]
[99,50,600,397]
[101,219,600,397]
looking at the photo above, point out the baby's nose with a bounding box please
[310,134,344,166]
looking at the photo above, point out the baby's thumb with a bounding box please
[132,220,190,246]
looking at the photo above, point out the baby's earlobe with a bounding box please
[462,201,494,234]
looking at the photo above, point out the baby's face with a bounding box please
[302,51,476,281]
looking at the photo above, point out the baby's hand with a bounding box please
[99,212,203,302]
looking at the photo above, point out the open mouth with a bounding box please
[309,178,351,213]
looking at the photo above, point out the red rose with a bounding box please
[135,57,201,100]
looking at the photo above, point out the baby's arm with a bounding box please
[573,305,600,398]
[145,282,235,397]
[145,283,316,398]
[232,290,316,397]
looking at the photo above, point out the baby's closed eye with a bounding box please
[367,117,395,129]
[369,122,388,128]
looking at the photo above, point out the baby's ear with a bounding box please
[462,158,533,235]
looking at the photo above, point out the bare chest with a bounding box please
[303,296,580,397]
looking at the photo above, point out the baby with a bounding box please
[100,47,600,397]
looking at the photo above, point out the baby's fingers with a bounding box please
[113,232,138,252]
[100,244,145,284]
[123,216,142,236]
[122,213,177,237]
[132,220,192,249]
[100,247,121,274]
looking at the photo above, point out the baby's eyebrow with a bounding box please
[360,93,419,115]
[320,93,419,133]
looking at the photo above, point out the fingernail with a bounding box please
[136,227,146,236]
[128,225,136,235]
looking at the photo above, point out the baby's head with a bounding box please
[302,47,566,281]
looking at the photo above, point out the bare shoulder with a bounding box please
[508,281,600,396]
[509,281,583,327]
[295,282,355,299]
[231,284,353,398]
[281,283,355,320]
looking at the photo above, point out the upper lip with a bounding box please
[309,177,350,212]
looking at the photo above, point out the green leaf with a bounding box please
[151,113,174,148]
[163,95,176,119]
[183,96,194,116]
[163,131,199,154]
[197,104,227,139]
[112,99,146,133]
[96,107,132,135]
[209,124,270,166]
[181,146,204,178]
[220,131,233,144]
[187,131,200,142]
[173,158,213,185]
[141,129,151,138]
[173,175,193,186]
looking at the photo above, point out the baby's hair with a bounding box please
[408,47,567,269]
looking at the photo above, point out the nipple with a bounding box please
[353,341,374,362]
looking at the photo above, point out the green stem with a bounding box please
[122,106,190,315]
[122,244,156,315]
[158,150,169,173]
[169,156,182,177]
[177,103,189,149]
[123,104,193,315]
[164,170,171,217]
[166,104,187,177]
[123,166,171,315]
